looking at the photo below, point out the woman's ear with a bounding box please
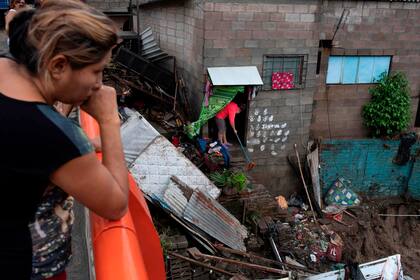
[47,55,70,80]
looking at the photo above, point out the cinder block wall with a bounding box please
[137,0,205,118]
[311,1,420,139]
[87,0,130,11]
[203,1,319,196]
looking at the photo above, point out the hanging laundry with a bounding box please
[271,72,294,90]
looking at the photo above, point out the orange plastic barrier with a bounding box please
[80,111,166,280]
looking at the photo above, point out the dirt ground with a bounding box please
[331,198,420,278]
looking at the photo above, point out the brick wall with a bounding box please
[311,0,420,139]
[203,1,319,196]
[138,0,204,118]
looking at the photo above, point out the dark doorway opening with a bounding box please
[208,88,250,146]
[415,97,420,127]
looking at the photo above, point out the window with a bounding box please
[326,56,391,84]
[262,55,307,90]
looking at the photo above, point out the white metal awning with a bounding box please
[208,66,264,86]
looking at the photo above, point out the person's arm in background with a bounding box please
[5,10,16,34]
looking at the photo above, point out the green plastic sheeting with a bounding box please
[185,86,244,139]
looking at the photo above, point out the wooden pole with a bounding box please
[294,144,317,222]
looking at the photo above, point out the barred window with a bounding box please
[262,55,308,91]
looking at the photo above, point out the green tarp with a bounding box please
[185,86,244,139]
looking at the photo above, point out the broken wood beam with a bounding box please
[168,252,236,277]
[214,244,317,274]
[187,248,289,275]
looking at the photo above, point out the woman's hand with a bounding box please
[81,85,120,125]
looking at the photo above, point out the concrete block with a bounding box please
[232,21,246,31]
[285,13,300,23]
[300,14,315,23]
[294,4,309,13]
[244,40,258,48]
[238,12,254,21]
[214,3,232,12]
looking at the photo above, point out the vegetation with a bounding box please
[209,169,249,192]
[362,72,411,137]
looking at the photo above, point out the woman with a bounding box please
[0,1,128,279]
[5,0,26,34]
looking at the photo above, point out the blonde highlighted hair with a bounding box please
[9,0,118,76]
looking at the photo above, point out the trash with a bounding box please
[326,243,342,262]
[276,196,288,209]
[306,254,404,280]
[325,178,361,206]
[288,193,304,208]
[381,254,404,280]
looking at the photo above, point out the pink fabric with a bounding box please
[215,102,238,127]
[271,72,294,90]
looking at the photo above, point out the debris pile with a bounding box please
[104,43,418,279]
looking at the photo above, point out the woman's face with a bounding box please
[52,50,112,105]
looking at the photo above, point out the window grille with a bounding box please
[262,55,308,91]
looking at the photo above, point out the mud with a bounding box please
[332,198,420,278]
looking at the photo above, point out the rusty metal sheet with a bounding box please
[183,190,248,252]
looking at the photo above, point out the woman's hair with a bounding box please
[8,0,118,76]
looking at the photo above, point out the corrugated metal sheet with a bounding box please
[163,180,188,217]
[129,136,221,199]
[140,27,170,62]
[208,66,264,86]
[183,190,248,252]
[120,109,220,199]
[120,109,159,166]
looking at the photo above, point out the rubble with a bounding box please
[104,50,419,279]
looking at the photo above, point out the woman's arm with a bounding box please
[50,86,129,220]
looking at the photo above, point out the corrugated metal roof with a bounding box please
[121,108,221,199]
[120,109,159,166]
[208,66,264,86]
[163,180,188,217]
[129,137,221,199]
[183,190,248,252]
